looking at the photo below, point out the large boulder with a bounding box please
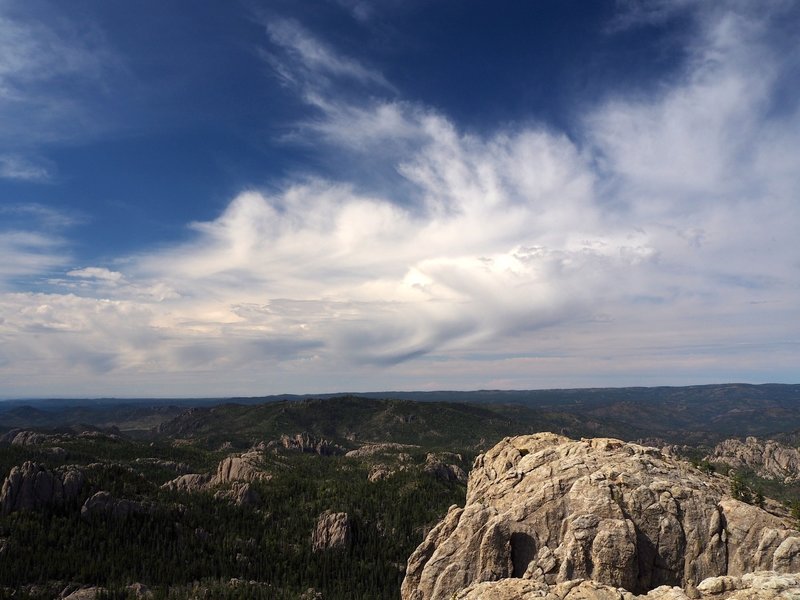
[1,462,85,514]
[211,450,269,485]
[402,434,800,600]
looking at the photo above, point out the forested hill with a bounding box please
[155,396,634,451]
[3,384,800,446]
[413,383,800,443]
[156,384,800,449]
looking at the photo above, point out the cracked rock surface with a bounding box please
[401,434,800,600]
[706,437,800,483]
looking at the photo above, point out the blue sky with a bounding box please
[1,0,799,398]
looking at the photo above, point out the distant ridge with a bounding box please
[3,384,800,445]
[3,383,798,407]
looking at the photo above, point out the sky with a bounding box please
[0,0,799,398]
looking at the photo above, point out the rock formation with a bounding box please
[369,464,398,482]
[4,430,54,446]
[160,450,267,506]
[345,442,419,458]
[62,586,107,600]
[211,450,269,485]
[80,491,150,520]
[1,462,85,514]
[423,453,467,484]
[133,458,191,474]
[402,434,800,600]
[276,433,345,456]
[454,571,800,599]
[706,437,800,483]
[213,482,261,507]
[312,510,352,552]
[160,473,211,493]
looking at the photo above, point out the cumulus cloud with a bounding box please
[0,2,798,396]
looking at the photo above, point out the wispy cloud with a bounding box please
[0,0,123,148]
[262,17,394,94]
[0,204,78,289]
[0,203,82,229]
[0,154,52,181]
[67,267,125,284]
[607,0,701,31]
[0,231,69,285]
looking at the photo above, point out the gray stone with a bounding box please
[312,510,352,551]
[402,434,800,600]
[706,438,800,483]
[0,462,85,514]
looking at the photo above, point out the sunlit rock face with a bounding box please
[401,433,800,600]
[453,572,800,600]
[706,437,800,483]
[312,510,352,552]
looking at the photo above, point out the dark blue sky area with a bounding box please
[1,1,696,262]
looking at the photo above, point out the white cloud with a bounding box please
[0,0,122,149]
[0,231,69,285]
[0,203,80,229]
[67,267,125,284]
[0,154,51,181]
[589,10,775,202]
[262,18,393,93]
[1,2,798,396]
[0,204,83,295]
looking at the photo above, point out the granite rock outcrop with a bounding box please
[423,453,468,484]
[160,449,269,500]
[1,462,85,514]
[160,473,211,493]
[706,437,800,483]
[213,481,261,507]
[80,491,150,520]
[345,442,419,458]
[401,434,800,600]
[276,433,346,456]
[312,510,352,552]
[454,571,800,599]
[211,450,269,485]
